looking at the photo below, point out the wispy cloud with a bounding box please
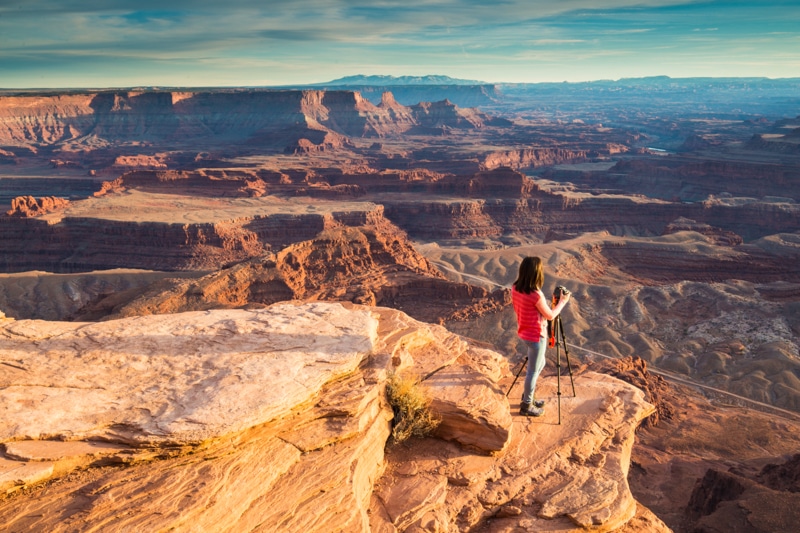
[0,0,798,87]
[601,28,653,34]
[528,39,586,45]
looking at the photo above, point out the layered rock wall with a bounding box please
[551,157,800,202]
[482,147,590,170]
[0,89,494,152]
[0,204,386,272]
[383,191,800,241]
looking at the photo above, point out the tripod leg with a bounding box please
[558,319,576,398]
[505,356,527,398]
[555,328,562,425]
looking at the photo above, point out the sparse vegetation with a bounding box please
[385,372,440,444]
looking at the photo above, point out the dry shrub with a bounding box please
[385,372,440,444]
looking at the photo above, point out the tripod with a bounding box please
[550,314,576,425]
[506,314,576,425]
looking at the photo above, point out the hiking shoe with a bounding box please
[519,400,545,415]
[522,405,545,417]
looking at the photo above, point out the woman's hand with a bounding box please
[536,289,570,320]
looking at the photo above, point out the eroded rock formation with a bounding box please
[67,219,509,326]
[5,195,69,217]
[589,357,674,429]
[0,302,661,532]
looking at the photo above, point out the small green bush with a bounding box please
[385,373,440,444]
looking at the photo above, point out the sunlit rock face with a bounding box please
[0,302,660,532]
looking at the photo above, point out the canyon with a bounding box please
[1,79,799,531]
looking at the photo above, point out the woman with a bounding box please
[511,256,570,417]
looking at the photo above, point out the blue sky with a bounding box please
[1,0,798,88]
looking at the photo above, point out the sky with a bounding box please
[1,0,799,88]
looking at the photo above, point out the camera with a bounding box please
[552,285,570,303]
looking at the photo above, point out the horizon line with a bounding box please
[3,74,800,92]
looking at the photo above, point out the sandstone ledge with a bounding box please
[0,303,661,531]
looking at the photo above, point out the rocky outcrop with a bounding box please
[110,154,169,170]
[758,453,800,493]
[409,99,487,131]
[285,131,352,153]
[0,302,660,531]
[93,169,284,198]
[0,148,18,165]
[5,195,69,217]
[589,357,674,429]
[49,159,84,169]
[482,147,591,170]
[0,177,99,208]
[676,134,722,152]
[378,91,417,128]
[372,370,662,532]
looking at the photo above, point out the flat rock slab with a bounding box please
[4,440,131,462]
[0,302,378,445]
[40,190,379,224]
[378,473,449,530]
[0,457,54,494]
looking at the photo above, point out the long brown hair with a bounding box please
[513,256,544,294]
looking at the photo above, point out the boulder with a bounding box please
[427,362,512,453]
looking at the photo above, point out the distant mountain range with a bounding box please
[315,75,488,86]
